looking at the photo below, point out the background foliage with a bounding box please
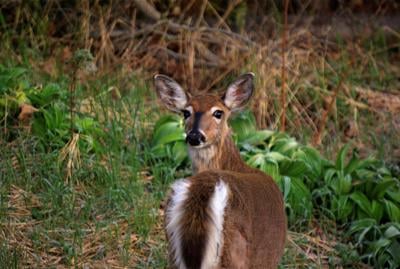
[1,0,399,268]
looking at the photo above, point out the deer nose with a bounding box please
[186,131,206,146]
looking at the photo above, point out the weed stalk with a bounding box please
[313,73,347,146]
[280,0,289,132]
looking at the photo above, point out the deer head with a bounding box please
[154,73,254,148]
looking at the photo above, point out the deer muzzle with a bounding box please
[186,130,206,146]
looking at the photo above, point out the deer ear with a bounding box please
[154,74,189,112]
[223,73,255,111]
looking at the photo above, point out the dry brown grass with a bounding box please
[1,2,399,267]
[2,2,399,154]
[1,185,165,268]
[2,184,359,268]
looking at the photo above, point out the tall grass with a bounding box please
[1,1,399,268]
[0,55,173,266]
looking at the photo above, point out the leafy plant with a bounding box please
[150,114,188,167]
[349,220,400,268]
[151,110,400,268]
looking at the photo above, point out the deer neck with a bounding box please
[189,130,251,174]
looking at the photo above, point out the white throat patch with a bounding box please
[189,144,218,172]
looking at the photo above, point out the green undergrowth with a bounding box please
[1,1,399,267]
[152,112,400,268]
[1,48,399,267]
[0,61,171,267]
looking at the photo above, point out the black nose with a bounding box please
[186,131,206,146]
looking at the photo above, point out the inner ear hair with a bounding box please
[154,74,188,112]
[223,72,255,111]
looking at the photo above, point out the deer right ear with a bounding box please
[223,73,255,112]
[154,74,189,112]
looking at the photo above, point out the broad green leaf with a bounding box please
[376,253,392,268]
[0,66,27,92]
[42,105,69,133]
[291,178,311,199]
[264,152,287,162]
[384,200,400,223]
[75,117,96,133]
[28,83,61,106]
[153,114,181,134]
[348,218,377,245]
[151,144,167,158]
[387,190,400,204]
[282,176,291,201]
[240,143,262,154]
[388,240,400,264]
[229,110,256,140]
[279,159,308,178]
[293,146,325,178]
[246,153,266,168]
[269,132,290,142]
[344,154,379,175]
[350,191,371,216]
[324,168,337,184]
[336,144,350,172]
[349,218,377,234]
[333,195,352,221]
[155,129,185,145]
[287,178,312,219]
[171,141,188,165]
[384,225,400,239]
[377,166,391,176]
[344,153,362,175]
[261,160,280,182]
[355,168,377,181]
[272,138,299,156]
[152,121,185,146]
[32,118,46,138]
[239,130,274,145]
[79,134,96,153]
[355,157,380,170]
[370,200,384,223]
[370,179,396,199]
[370,238,391,254]
[338,174,352,194]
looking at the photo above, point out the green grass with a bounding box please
[0,18,399,268]
[0,58,174,267]
[0,65,387,268]
[0,242,21,269]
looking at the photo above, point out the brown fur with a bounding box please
[156,75,286,269]
[180,180,215,268]
[166,169,286,268]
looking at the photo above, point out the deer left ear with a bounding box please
[223,73,255,112]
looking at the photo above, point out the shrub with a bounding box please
[151,111,400,268]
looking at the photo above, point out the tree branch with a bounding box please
[132,0,160,21]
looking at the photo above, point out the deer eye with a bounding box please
[212,110,224,119]
[182,109,191,119]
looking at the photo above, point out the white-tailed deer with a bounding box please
[154,73,286,269]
